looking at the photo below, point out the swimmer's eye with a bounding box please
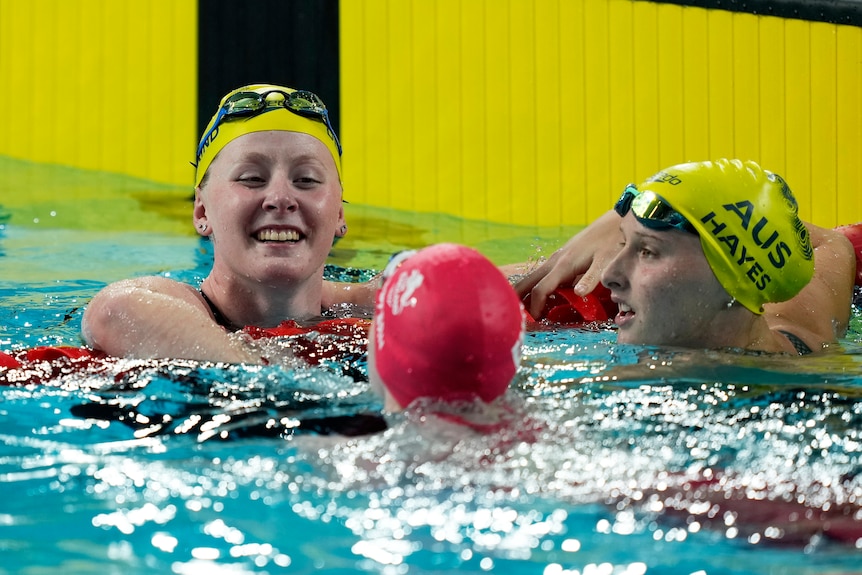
[638,247,656,258]
[293,176,323,187]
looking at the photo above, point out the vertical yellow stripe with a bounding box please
[364,0,394,208]
[412,0,438,214]
[461,0,487,222]
[339,0,367,204]
[632,1,659,180]
[732,14,761,159]
[732,12,761,161]
[836,26,862,222]
[656,3,684,167]
[707,9,735,157]
[558,1,587,223]
[784,18,812,217]
[583,0,611,219]
[509,0,537,225]
[535,0,562,226]
[681,6,710,163]
[758,16,786,173]
[389,0,414,211]
[608,0,635,193]
[436,0,463,218]
[483,0,511,223]
[809,23,838,224]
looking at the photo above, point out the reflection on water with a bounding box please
[1,319,861,574]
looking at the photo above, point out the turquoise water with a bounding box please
[1,173,861,574]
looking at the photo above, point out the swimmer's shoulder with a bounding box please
[87,276,209,322]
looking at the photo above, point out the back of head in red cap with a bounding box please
[371,243,525,409]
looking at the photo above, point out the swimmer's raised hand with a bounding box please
[514,210,623,319]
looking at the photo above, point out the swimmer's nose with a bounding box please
[601,249,626,290]
[262,178,299,212]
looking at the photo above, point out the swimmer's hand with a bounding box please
[514,210,623,319]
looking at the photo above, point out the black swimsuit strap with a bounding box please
[778,330,813,356]
[199,289,239,331]
[200,289,333,331]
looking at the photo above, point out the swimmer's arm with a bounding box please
[321,278,379,309]
[513,210,623,318]
[765,223,856,345]
[82,276,261,363]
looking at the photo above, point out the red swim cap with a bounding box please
[373,244,525,408]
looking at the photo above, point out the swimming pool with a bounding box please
[1,162,861,574]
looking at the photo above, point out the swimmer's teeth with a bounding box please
[619,303,632,313]
[257,229,299,242]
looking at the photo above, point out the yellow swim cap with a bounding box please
[637,159,814,314]
[194,84,342,187]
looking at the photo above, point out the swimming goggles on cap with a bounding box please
[195,89,342,162]
[614,184,696,234]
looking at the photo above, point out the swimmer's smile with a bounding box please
[255,228,302,243]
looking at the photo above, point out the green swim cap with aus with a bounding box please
[194,84,342,187]
[637,159,814,314]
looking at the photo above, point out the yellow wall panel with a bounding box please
[707,9,736,157]
[510,1,538,224]
[632,1,660,183]
[436,0,465,218]
[758,16,787,171]
[460,0,488,223]
[558,1,587,223]
[534,0,562,226]
[784,19,813,217]
[5,1,859,227]
[836,26,862,221]
[732,14,761,161]
[0,0,197,187]
[810,24,838,225]
[339,0,861,227]
[339,0,368,204]
[681,7,710,162]
[608,0,635,197]
[411,0,439,214]
[656,4,685,166]
[583,0,612,221]
[483,1,514,223]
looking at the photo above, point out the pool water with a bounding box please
[1,161,861,574]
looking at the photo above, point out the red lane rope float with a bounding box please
[835,223,862,287]
[243,318,370,367]
[1,319,372,386]
[524,284,617,330]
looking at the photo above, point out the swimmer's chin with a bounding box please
[614,330,637,345]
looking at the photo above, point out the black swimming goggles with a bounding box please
[614,184,696,234]
[196,89,342,163]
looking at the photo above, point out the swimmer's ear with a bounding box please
[193,187,211,236]
[335,200,346,232]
